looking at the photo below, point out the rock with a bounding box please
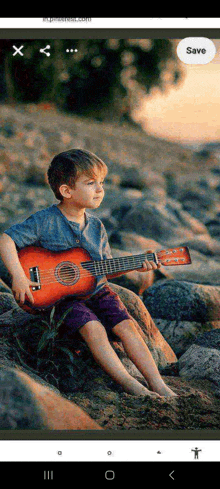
[119,166,166,191]
[205,217,220,239]
[178,344,220,391]
[0,292,18,314]
[0,366,102,430]
[108,232,173,293]
[0,104,220,429]
[161,249,220,286]
[171,235,220,260]
[121,197,209,244]
[0,278,12,293]
[98,184,143,215]
[0,281,177,377]
[0,256,12,287]
[109,230,163,253]
[143,280,220,322]
[194,329,220,350]
[109,282,177,369]
[0,289,43,334]
[0,306,36,333]
[109,248,160,295]
[152,318,219,357]
[178,186,217,218]
[143,280,220,355]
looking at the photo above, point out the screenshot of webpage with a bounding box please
[0,17,220,481]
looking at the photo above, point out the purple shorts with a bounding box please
[52,284,132,339]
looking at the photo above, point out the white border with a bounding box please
[0,440,218,461]
[0,18,219,29]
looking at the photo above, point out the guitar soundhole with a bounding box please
[55,261,80,286]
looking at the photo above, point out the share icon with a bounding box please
[40,45,51,57]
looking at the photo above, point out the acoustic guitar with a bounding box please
[18,245,191,313]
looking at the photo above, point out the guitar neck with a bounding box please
[82,252,156,277]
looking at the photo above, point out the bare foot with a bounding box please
[124,376,161,398]
[149,380,178,398]
[157,384,178,397]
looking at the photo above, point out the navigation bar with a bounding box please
[0,440,219,461]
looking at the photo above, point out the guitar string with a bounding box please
[28,253,187,286]
[37,259,151,285]
[30,253,157,283]
[30,256,187,285]
[30,259,172,286]
[32,254,186,281]
[30,253,155,279]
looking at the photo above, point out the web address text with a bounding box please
[43,18,92,23]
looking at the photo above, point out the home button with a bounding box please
[105,470,115,480]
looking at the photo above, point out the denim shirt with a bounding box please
[4,204,112,294]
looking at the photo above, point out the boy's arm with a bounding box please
[0,233,39,305]
[101,224,160,280]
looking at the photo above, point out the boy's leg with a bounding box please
[112,319,177,397]
[79,320,160,397]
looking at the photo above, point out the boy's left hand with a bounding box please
[139,249,161,272]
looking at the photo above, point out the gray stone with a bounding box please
[121,197,209,244]
[153,317,219,357]
[178,344,220,388]
[143,280,220,322]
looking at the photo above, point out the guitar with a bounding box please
[18,245,191,313]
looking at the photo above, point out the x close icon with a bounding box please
[12,45,24,56]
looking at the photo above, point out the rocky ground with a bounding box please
[1,102,220,431]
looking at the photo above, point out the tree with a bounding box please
[0,39,183,121]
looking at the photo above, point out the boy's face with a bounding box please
[60,167,105,209]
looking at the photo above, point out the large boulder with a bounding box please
[0,366,102,430]
[0,280,177,392]
[108,231,173,294]
[178,344,220,394]
[120,197,209,244]
[109,248,169,295]
[160,248,220,286]
[143,280,220,322]
[143,280,220,356]
[109,282,177,369]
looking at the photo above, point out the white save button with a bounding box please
[177,37,216,64]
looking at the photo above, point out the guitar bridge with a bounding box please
[29,266,41,290]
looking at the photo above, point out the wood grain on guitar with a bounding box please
[18,245,191,313]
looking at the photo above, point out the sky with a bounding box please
[136,40,220,147]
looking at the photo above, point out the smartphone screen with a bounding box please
[0,15,220,482]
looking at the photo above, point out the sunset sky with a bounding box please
[137,40,220,146]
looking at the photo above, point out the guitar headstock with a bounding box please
[156,246,192,266]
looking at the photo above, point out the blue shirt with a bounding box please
[4,204,112,294]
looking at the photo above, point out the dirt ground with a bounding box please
[65,359,220,431]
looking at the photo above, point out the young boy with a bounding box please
[0,149,176,398]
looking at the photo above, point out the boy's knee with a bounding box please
[112,319,136,338]
[79,320,106,341]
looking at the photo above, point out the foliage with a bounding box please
[0,39,183,120]
[12,305,78,387]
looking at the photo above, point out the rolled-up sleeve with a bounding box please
[4,214,40,250]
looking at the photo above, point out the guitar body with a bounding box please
[18,246,96,313]
[18,244,191,314]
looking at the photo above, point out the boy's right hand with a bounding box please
[12,274,40,305]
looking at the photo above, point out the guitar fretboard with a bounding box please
[81,252,155,276]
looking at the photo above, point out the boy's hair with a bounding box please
[47,149,108,201]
